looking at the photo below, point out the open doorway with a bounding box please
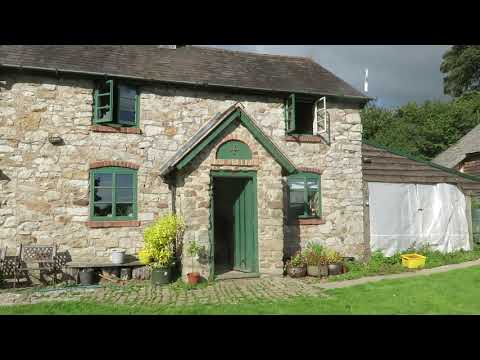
[212,172,258,278]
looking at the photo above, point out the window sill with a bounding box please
[290,217,325,225]
[284,135,324,143]
[91,125,142,134]
[85,220,141,228]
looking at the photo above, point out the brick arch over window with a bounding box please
[90,160,140,170]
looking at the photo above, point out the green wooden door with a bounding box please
[233,178,256,272]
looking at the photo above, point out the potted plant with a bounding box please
[79,268,96,285]
[304,242,327,277]
[186,239,201,285]
[287,251,307,278]
[138,213,185,285]
[325,249,343,276]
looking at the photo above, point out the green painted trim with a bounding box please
[210,170,259,276]
[93,80,140,128]
[217,140,252,160]
[177,110,240,170]
[239,112,296,174]
[176,109,296,174]
[363,139,480,183]
[89,166,138,221]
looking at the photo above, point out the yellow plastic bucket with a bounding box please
[401,254,426,269]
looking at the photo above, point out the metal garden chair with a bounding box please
[14,244,58,288]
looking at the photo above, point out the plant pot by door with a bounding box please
[328,263,343,276]
[187,272,201,285]
[79,269,96,285]
[151,267,171,285]
[287,265,307,278]
[319,264,329,277]
[307,264,320,277]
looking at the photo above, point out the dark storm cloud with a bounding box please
[204,45,451,107]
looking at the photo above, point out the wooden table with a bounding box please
[65,260,144,284]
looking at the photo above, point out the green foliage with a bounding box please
[440,45,480,97]
[329,244,480,282]
[289,251,306,267]
[186,239,201,274]
[186,239,200,258]
[325,249,343,264]
[140,213,185,268]
[302,242,325,266]
[362,93,480,159]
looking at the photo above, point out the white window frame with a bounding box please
[313,96,327,136]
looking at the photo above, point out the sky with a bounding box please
[205,45,451,108]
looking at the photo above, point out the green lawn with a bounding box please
[2,266,480,314]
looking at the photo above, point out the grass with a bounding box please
[2,266,480,314]
[329,244,480,282]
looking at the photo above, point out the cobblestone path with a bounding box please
[0,276,326,307]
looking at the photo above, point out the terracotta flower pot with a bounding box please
[187,272,201,285]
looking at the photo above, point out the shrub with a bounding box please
[289,251,306,267]
[303,242,325,266]
[325,249,343,264]
[139,213,185,269]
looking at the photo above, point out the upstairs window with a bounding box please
[287,172,321,220]
[90,167,138,220]
[93,80,139,127]
[285,94,329,141]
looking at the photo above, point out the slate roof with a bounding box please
[432,124,480,168]
[363,140,480,195]
[0,45,370,100]
[159,103,297,177]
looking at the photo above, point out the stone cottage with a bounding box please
[0,45,371,279]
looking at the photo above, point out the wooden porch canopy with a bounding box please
[362,140,480,195]
[159,103,297,178]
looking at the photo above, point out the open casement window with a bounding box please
[90,167,138,221]
[94,80,114,123]
[285,93,296,133]
[94,80,139,127]
[287,172,321,221]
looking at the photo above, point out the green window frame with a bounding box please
[89,167,138,221]
[93,79,140,127]
[287,172,321,220]
[284,93,331,142]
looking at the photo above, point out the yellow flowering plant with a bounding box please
[139,213,185,269]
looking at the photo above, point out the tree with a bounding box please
[440,46,480,97]
[362,93,480,160]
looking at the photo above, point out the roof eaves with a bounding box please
[0,63,372,101]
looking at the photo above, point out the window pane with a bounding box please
[289,204,305,218]
[94,188,112,203]
[116,203,133,217]
[94,174,112,187]
[119,85,136,99]
[118,85,136,124]
[94,204,112,217]
[289,190,304,204]
[116,188,133,203]
[307,178,318,191]
[117,174,133,188]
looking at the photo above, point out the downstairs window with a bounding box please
[90,167,138,220]
[287,172,321,221]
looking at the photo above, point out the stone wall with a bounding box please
[0,72,366,272]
